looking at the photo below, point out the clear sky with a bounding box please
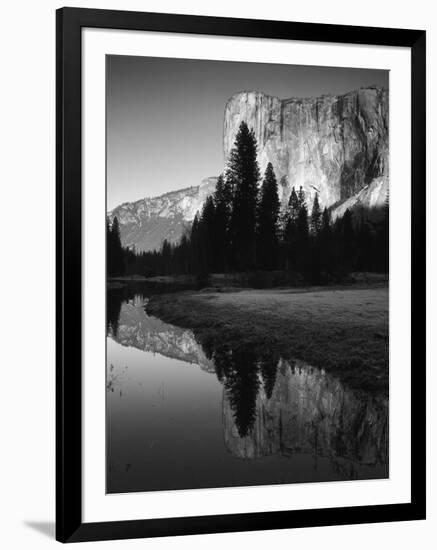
[106,56,388,210]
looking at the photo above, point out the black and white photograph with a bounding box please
[106,55,390,494]
[0,0,430,547]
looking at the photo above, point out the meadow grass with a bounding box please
[147,286,389,395]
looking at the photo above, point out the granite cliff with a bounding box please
[109,87,388,251]
[224,87,389,210]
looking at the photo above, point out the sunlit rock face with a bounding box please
[223,359,388,465]
[223,88,389,209]
[331,175,389,221]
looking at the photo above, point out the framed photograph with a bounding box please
[56,7,426,543]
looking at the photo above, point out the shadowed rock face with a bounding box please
[223,359,388,466]
[223,88,389,210]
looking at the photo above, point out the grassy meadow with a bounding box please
[147,285,389,395]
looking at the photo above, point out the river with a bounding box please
[106,284,388,494]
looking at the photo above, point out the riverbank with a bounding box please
[147,285,389,395]
[109,271,388,291]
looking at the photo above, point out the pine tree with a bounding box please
[310,192,322,234]
[200,195,216,273]
[319,207,333,275]
[321,207,331,233]
[381,190,389,272]
[257,163,281,270]
[282,187,300,270]
[106,217,113,275]
[309,193,323,282]
[297,186,306,210]
[296,188,309,273]
[109,216,124,276]
[213,173,232,271]
[189,213,201,273]
[288,187,300,225]
[160,239,172,275]
[228,121,260,271]
[340,209,355,270]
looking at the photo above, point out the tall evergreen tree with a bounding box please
[228,121,260,271]
[318,207,333,274]
[310,192,322,234]
[109,216,124,276]
[380,190,389,272]
[200,195,216,273]
[340,208,355,270]
[296,188,309,273]
[189,213,202,273]
[213,173,232,271]
[287,187,300,226]
[257,163,280,270]
[321,207,331,235]
[309,193,323,281]
[282,187,299,270]
[106,217,112,275]
[160,239,172,275]
[297,186,306,210]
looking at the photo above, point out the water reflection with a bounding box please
[222,359,388,468]
[107,284,388,492]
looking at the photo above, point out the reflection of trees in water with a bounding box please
[107,284,151,338]
[106,285,388,468]
[223,349,260,437]
[220,355,388,471]
[201,338,388,473]
[107,282,191,338]
[108,284,285,439]
[107,289,123,337]
[210,343,279,437]
[259,351,280,400]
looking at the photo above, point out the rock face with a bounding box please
[224,88,389,210]
[331,175,389,221]
[109,87,388,252]
[108,177,217,252]
[223,359,388,469]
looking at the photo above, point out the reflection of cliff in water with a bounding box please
[107,286,388,475]
[109,293,214,371]
[222,359,388,472]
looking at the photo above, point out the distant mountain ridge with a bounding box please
[109,86,389,252]
[108,177,217,252]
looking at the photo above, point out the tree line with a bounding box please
[108,121,388,282]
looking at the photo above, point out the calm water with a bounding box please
[106,285,388,494]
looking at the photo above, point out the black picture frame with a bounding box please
[56,7,426,543]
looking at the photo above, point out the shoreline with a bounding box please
[147,285,389,396]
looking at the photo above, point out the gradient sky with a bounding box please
[106,56,388,210]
